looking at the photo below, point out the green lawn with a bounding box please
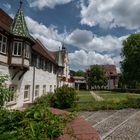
[77,91,95,102]
[74,90,140,111]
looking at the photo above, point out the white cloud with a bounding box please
[69,50,114,70]
[25,16,127,72]
[25,16,64,51]
[65,28,128,72]
[27,0,73,9]
[80,0,140,30]
[3,3,11,11]
[65,29,125,55]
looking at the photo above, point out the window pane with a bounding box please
[18,43,22,55]
[14,43,17,55]
[24,85,30,99]
[2,44,6,53]
[3,37,7,43]
[0,34,2,41]
[8,85,17,102]
[0,43,1,51]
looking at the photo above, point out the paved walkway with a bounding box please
[80,109,140,140]
[50,108,100,140]
[90,91,104,101]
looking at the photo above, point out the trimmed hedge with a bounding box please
[111,88,140,94]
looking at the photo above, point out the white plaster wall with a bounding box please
[24,59,29,66]
[11,57,22,64]
[0,64,57,109]
[0,55,7,63]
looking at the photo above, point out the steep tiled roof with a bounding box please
[33,40,57,64]
[0,8,12,32]
[10,2,32,40]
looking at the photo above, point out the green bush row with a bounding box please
[111,88,140,94]
[34,85,79,109]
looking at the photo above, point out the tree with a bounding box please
[88,65,107,89]
[74,70,85,77]
[0,75,11,108]
[121,34,140,88]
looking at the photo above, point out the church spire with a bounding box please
[10,1,31,39]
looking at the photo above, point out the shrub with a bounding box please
[0,104,76,139]
[52,85,78,109]
[33,92,54,107]
[0,75,11,108]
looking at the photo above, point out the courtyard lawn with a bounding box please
[75,90,140,111]
[77,90,95,103]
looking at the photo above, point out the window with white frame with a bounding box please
[12,41,22,56]
[54,85,56,90]
[25,44,30,58]
[8,85,17,103]
[50,85,52,92]
[43,85,46,94]
[0,33,7,54]
[24,85,30,100]
[35,85,39,97]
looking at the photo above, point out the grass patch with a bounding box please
[74,90,140,111]
[77,91,95,102]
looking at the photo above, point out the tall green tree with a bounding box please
[0,75,11,108]
[88,65,107,89]
[121,34,140,88]
[74,70,85,77]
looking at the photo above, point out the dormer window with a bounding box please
[12,41,22,56]
[0,33,7,54]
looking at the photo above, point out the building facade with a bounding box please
[86,65,118,89]
[0,3,71,109]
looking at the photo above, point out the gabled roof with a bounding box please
[0,8,12,32]
[33,40,57,64]
[101,65,117,76]
[10,2,31,40]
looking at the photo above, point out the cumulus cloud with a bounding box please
[69,50,114,70]
[25,16,64,51]
[3,3,11,11]
[65,28,128,72]
[65,29,125,56]
[25,16,127,72]
[80,0,140,30]
[27,0,73,9]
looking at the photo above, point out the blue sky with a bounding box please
[1,0,140,72]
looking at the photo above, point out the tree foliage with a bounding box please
[52,85,78,109]
[0,75,11,108]
[121,34,140,88]
[88,65,107,89]
[74,70,85,77]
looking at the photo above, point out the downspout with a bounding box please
[32,66,35,102]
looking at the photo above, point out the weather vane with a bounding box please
[19,0,23,9]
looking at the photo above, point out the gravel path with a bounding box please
[80,109,140,140]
